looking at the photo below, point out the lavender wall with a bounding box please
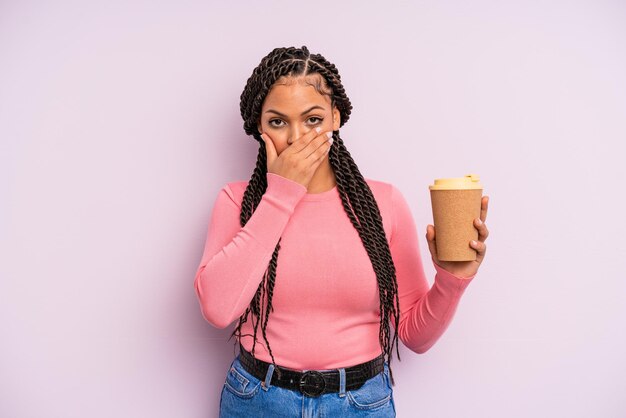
[2,1,625,417]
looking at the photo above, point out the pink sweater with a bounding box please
[194,172,476,370]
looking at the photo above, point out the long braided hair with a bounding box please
[230,45,402,385]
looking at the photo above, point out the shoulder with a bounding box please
[218,179,249,209]
[364,177,400,203]
[364,178,411,221]
[364,178,404,243]
[364,178,400,217]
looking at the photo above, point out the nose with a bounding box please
[287,125,310,145]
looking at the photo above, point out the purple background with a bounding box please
[2,1,625,417]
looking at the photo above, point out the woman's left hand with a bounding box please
[425,196,490,279]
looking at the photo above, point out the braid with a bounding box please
[230,46,401,386]
[329,135,402,385]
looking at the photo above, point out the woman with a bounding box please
[194,46,490,417]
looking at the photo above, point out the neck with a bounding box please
[306,159,337,194]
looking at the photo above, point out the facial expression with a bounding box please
[257,74,341,155]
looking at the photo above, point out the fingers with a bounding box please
[260,132,277,165]
[301,128,333,164]
[472,216,488,263]
[480,195,489,223]
[293,126,333,156]
[470,238,487,263]
[316,130,333,160]
[425,224,439,261]
[473,217,489,241]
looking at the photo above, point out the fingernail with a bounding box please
[476,218,482,225]
[326,131,332,139]
[329,137,334,146]
[471,240,477,245]
[316,127,321,133]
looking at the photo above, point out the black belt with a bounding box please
[237,344,385,397]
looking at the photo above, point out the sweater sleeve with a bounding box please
[193,172,308,329]
[389,184,476,354]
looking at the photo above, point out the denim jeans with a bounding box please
[219,354,396,417]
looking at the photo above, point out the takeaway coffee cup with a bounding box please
[429,174,483,261]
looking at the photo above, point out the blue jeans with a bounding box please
[219,355,396,417]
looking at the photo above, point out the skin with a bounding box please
[257,74,490,279]
[257,74,340,194]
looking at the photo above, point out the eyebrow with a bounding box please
[264,105,326,118]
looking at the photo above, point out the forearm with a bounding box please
[397,264,475,353]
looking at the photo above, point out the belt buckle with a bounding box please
[299,370,326,397]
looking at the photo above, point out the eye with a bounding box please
[268,119,285,128]
[307,117,323,125]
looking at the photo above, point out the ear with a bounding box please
[332,106,341,131]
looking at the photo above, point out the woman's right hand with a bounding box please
[260,127,333,189]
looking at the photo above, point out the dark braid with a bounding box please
[230,46,402,385]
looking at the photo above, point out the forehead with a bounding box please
[263,75,331,108]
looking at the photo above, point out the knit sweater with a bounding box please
[193,172,476,370]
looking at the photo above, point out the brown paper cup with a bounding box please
[429,174,483,261]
